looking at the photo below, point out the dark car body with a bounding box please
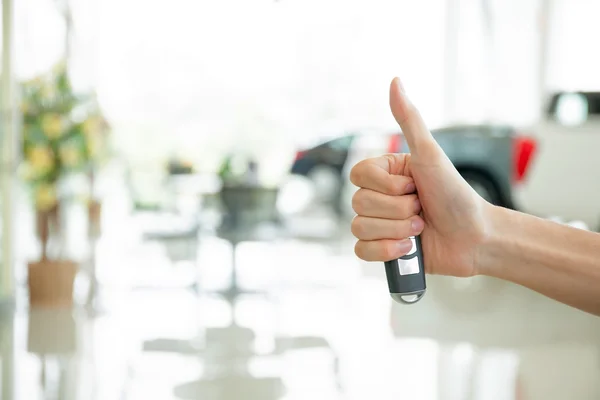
[290,135,355,176]
[291,125,531,213]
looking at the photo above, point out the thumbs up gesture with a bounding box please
[350,78,492,277]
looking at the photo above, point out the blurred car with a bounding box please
[289,135,356,213]
[291,125,532,217]
[514,91,600,230]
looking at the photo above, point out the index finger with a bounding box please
[349,154,415,195]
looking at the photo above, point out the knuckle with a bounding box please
[351,190,366,214]
[349,163,365,186]
[381,154,395,169]
[354,241,365,260]
[350,216,363,238]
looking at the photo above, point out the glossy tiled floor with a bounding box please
[1,206,600,400]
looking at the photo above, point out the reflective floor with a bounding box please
[1,204,600,400]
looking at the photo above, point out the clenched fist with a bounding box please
[350,78,493,277]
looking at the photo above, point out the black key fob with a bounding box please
[384,235,426,304]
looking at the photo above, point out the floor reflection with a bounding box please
[2,223,600,399]
[1,309,15,400]
[139,293,340,400]
[26,308,78,400]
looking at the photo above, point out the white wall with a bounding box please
[13,0,600,173]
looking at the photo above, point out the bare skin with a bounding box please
[350,77,600,316]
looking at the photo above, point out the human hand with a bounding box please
[349,78,492,277]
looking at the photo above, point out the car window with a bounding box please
[589,94,600,115]
[548,92,600,125]
[327,136,354,150]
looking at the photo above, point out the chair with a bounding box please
[213,184,283,298]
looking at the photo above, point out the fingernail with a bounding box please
[394,77,406,94]
[411,217,424,233]
[414,198,421,213]
[396,239,412,252]
[405,182,415,193]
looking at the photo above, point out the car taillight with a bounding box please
[294,150,306,161]
[513,135,537,183]
[388,134,402,153]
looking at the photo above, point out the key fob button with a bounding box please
[399,256,420,275]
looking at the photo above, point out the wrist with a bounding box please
[474,203,512,278]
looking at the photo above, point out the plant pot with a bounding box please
[27,259,77,308]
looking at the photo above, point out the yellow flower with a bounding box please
[41,113,64,139]
[60,145,81,167]
[35,184,58,211]
[28,146,54,174]
[82,117,100,137]
[87,134,101,157]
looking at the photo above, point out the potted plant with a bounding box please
[21,61,108,307]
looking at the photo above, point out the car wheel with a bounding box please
[460,170,503,206]
[307,165,342,204]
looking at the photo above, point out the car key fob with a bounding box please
[384,235,426,304]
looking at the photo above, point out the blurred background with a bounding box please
[1,0,600,399]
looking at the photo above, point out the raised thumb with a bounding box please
[389,77,440,159]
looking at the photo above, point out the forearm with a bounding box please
[479,205,600,315]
